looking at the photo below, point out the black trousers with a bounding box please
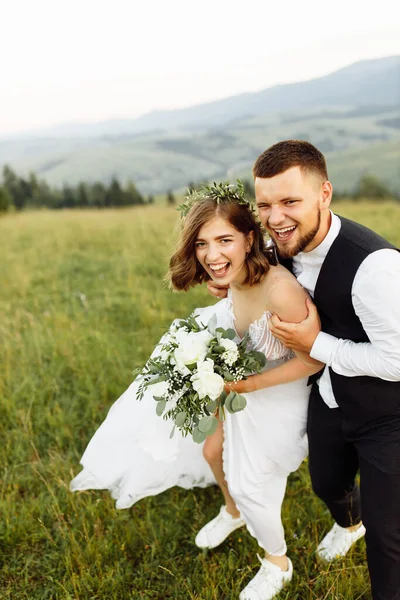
[308,385,400,600]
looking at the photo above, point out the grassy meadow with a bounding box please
[1,201,400,600]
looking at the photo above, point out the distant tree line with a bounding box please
[0,165,154,212]
[333,174,399,201]
[1,166,398,215]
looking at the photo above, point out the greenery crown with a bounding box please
[177,180,253,219]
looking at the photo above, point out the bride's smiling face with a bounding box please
[195,216,253,286]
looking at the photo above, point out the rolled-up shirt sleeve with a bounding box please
[310,249,400,380]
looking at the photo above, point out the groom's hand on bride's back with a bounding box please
[207,281,229,299]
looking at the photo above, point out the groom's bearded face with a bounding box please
[255,166,324,259]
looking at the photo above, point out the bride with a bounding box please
[70,182,322,600]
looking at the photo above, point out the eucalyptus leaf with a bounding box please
[231,394,247,412]
[192,427,207,444]
[198,415,218,435]
[252,351,267,367]
[223,371,235,382]
[219,389,228,403]
[206,400,217,413]
[207,314,217,335]
[169,425,176,439]
[221,328,236,340]
[156,400,166,416]
[175,411,187,427]
[224,390,237,413]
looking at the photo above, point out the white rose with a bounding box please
[195,330,214,346]
[220,338,239,366]
[191,359,224,400]
[173,327,189,343]
[148,380,169,398]
[220,338,238,353]
[174,332,209,367]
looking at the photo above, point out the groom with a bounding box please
[210,140,400,600]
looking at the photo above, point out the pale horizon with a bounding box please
[1,0,399,137]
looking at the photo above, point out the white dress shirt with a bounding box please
[292,212,400,409]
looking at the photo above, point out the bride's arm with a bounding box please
[227,277,324,393]
[295,349,323,368]
[228,355,322,393]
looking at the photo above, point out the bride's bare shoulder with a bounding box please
[263,265,309,321]
[264,263,300,290]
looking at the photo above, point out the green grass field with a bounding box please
[1,202,399,600]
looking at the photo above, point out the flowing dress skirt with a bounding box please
[70,299,309,533]
[70,305,223,508]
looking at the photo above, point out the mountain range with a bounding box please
[1,55,399,194]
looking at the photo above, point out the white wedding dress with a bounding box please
[70,295,309,523]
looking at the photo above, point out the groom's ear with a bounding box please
[320,180,333,209]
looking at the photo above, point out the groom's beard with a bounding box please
[273,209,321,259]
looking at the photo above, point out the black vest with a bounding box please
[282,216,400,435]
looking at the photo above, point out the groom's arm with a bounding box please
[272,249,400,381]
[310,249,400,380]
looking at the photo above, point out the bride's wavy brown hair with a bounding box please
[168,198,273,291]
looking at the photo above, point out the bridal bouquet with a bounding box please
[135,315,266,443]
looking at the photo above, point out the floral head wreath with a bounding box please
[177,180,254,219]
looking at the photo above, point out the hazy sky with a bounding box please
[1,0,399,135]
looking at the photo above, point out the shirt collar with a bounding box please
[294,211,341,263]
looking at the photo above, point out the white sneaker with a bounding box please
[195,505,245,549]
[239,555,293,600]
[317,522,366,561]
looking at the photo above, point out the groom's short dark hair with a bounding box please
[253,140,328,181]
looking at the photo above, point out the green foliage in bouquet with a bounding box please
[135,313,266,443]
